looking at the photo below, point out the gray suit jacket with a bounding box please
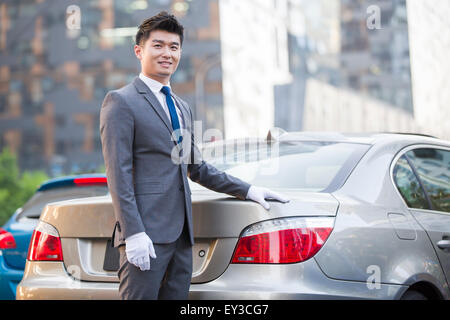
[100,77,250,247]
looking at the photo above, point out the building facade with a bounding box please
[406,0,450,140]
[0,0,224,175]
[0,0,448,176]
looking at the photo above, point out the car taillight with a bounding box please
[231,217,334,264]
[73,177,107,186]
[27,221,63,261]
[0,227,16,249]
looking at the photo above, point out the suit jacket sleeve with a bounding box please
[185,102,251,200]
[100,91,145,240]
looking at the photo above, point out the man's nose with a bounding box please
[162,46,171,58]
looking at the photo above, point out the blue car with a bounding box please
[0,174,108,299]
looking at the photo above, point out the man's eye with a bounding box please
[171,46,179,50]
[154,44,162,48]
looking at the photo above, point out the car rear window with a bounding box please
[204,141,370,192]
[16,185,109,220]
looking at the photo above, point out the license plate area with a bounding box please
[101,239,218,275]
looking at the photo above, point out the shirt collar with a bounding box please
[139,73,171,93]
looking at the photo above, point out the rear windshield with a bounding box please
[17,185,109,220]
[203,141,370,192]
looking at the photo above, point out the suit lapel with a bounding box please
[133,77,174,137]
[133,77,186,153]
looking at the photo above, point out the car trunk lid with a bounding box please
[38,190,339,283]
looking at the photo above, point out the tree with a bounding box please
[0,148,49,226]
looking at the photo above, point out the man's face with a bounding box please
[134,29,182,85]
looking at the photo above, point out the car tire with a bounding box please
[400,290,428,300]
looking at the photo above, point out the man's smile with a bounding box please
[158,61,172,68]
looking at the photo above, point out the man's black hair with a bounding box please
[136,11,184,46]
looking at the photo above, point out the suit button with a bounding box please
[179,185,184,192]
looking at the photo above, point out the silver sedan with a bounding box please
[17,132,450,300]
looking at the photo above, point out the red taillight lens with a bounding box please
[27,222,63,261]
[0,228,16,249]
[73,177,107,186]
[232,217,334,264]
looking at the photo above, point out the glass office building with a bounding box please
[1,0,439,175]
[0,0,224,175]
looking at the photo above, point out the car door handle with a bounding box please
[436,240,450,250]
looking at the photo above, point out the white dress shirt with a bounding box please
[139,73,184,130]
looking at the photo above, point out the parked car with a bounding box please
[16,132,450,300]
[0,174,108,300]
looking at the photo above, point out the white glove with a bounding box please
[125,232,157,271]
[246,185,290,210]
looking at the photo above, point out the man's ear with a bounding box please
[134,44,142,60]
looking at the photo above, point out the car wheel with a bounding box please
[400,290,428,300]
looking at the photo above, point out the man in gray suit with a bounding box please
[100,11,288,300]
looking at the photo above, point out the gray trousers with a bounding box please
[117,223,193,300]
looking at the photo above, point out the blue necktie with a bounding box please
[161,86,182,144]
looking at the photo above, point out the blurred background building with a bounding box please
[406,0,450,143]
[0,0,225,175]
[271,0,414,132]
[0,0,448,176]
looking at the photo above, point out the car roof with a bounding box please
[276,131,448,145]
[203,131,449,149]
[37,173,107,192]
